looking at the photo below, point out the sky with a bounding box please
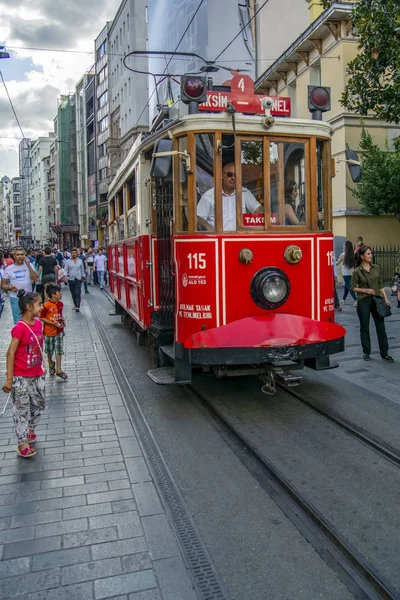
[0,0,122,180]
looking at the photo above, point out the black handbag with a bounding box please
[363,271,392,318]
[374,295,392,318]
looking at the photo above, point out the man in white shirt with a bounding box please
[94,248,107,290]
[197,162,263,232]
[1,248,39,323]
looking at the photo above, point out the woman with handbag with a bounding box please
[351,245,393,363]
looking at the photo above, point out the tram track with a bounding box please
[276,383,400,469]
[188,383,399,600]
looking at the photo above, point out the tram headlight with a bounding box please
[250,267,290,309]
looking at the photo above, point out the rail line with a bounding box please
[277,383,400,469]
[188,384,399,600]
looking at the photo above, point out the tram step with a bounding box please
[160,345,175,360]
[147,367,191,385]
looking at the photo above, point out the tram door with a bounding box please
[154,180,175,330]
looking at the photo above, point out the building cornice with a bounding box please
[109,0,129,36]
[328,112,400,134]
[255,2,354,91]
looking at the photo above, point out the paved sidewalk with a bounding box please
[328,289,400,404]
[0,291,197,600]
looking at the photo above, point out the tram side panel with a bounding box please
[108,236,153,328]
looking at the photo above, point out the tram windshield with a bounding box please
[176,133,328,233]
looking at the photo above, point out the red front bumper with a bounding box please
[185,314,346,349]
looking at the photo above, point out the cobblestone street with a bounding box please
[0,290,196,600]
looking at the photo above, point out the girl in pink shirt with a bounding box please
[2,289,45,458]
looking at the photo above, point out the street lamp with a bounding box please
[0,46,10,59]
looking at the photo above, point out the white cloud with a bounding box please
[0,0,121,178]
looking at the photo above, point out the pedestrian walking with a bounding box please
[53,247,64,268]
[354,236,364,266]
[94,248,107,290]
[333,258,342,311]
[93,249,99,286]
[336,240,357,306]
[86,249,94,285]
[1,248,39,324]
[40,283,67,380]
[3,251,13,267]
[37,247,59,302]
[1,289,45,458]
[351,245,393,362]
[79,248,90,294]
[64,248,86,312]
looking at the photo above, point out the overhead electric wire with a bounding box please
[132,0,206,130]
[214,0,270,62]
[0,70,26,140]
[6,46,279,63]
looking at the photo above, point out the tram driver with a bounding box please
[197,162,263,232]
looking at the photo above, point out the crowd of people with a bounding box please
[0,245,108,458]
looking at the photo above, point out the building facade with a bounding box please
[30,135,54,247]
[255,0,400,246]
[76,71,95,248]
[11,177,21,246]
[0,176,12,246]
[147,0,255,120]
[94,24,111,247]
[57,95,78,227]
[19,138,32,247]
[108,0,148,174]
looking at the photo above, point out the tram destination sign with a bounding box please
[199,92,291,116]
[198,74,291,116]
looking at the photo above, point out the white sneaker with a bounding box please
[340,299,345,305]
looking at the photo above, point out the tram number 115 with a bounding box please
[187,253,206,270]
[326,250,335,266]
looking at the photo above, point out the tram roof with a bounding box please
[108,113,332,200]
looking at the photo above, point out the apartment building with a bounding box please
[18,138,32,247]
[30,135,54,247]
[108,0,148,175]
[0,176,12,246]
[11,177,21,246]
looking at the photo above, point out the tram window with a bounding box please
[196,133,215,232]
[270,141,306,226]
[317,140,327,230]
[177,137,188,232]
[127,172,136,210]
[241,141,264,229]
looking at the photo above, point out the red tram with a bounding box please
[107,75,345,390]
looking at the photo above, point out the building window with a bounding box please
[98,66,107,85]
[99,168,108,181]
[99,91,108,108]
[98,142,106,158]
[127,13,129,29]
[98,115,109,133]
[97,40,106,61]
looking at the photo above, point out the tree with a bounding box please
[335,0,400,123]
[350,129,400,222]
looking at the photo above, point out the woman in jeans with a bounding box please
[351,245,393,362]
[337,240,357,306]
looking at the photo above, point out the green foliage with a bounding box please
[351,129,400,222]
[341,0,400,123]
